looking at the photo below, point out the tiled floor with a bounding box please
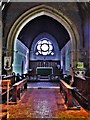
[3,82,90,119]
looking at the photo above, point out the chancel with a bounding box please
[1,1,90,119]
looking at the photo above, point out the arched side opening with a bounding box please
[6,5,80,74]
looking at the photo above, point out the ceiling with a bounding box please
[18,15,70,50]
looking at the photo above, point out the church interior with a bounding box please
[0,1,90,119]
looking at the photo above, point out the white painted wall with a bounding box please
[61,41,71,75]
[13,39,29,75]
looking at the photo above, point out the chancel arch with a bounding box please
[6,4,80,74]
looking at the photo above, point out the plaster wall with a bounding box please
[13,39,29,75]
[61,41,71,75]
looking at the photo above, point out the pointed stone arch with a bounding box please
[7,4,80,68]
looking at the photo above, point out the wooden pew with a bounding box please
[0,104,9,120]
[3,75,15,85]
[12,79,27,103]
[73,88,88,109]
[60,80,80,109]
[0,80,11,120]
[1,80,11,105]
[72,76,90,109]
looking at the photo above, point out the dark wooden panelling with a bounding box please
[29,60,60,76]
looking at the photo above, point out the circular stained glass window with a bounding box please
[35,38,54,56]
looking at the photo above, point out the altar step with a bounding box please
[37,75,51,81]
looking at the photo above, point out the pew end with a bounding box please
[60,80,81,110]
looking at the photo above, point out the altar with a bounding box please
[36,67,53,81]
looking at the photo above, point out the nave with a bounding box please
[1,81,90,119]
[1,2,90,120]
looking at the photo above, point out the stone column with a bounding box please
[0,11,2,75]
[84,5,90,76]
[0,9,2,113]
[88,5,90,76]
[78,3,90,76]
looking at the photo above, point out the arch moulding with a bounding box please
[7,4,80,67]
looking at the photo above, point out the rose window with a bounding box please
[35,39,54,56]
